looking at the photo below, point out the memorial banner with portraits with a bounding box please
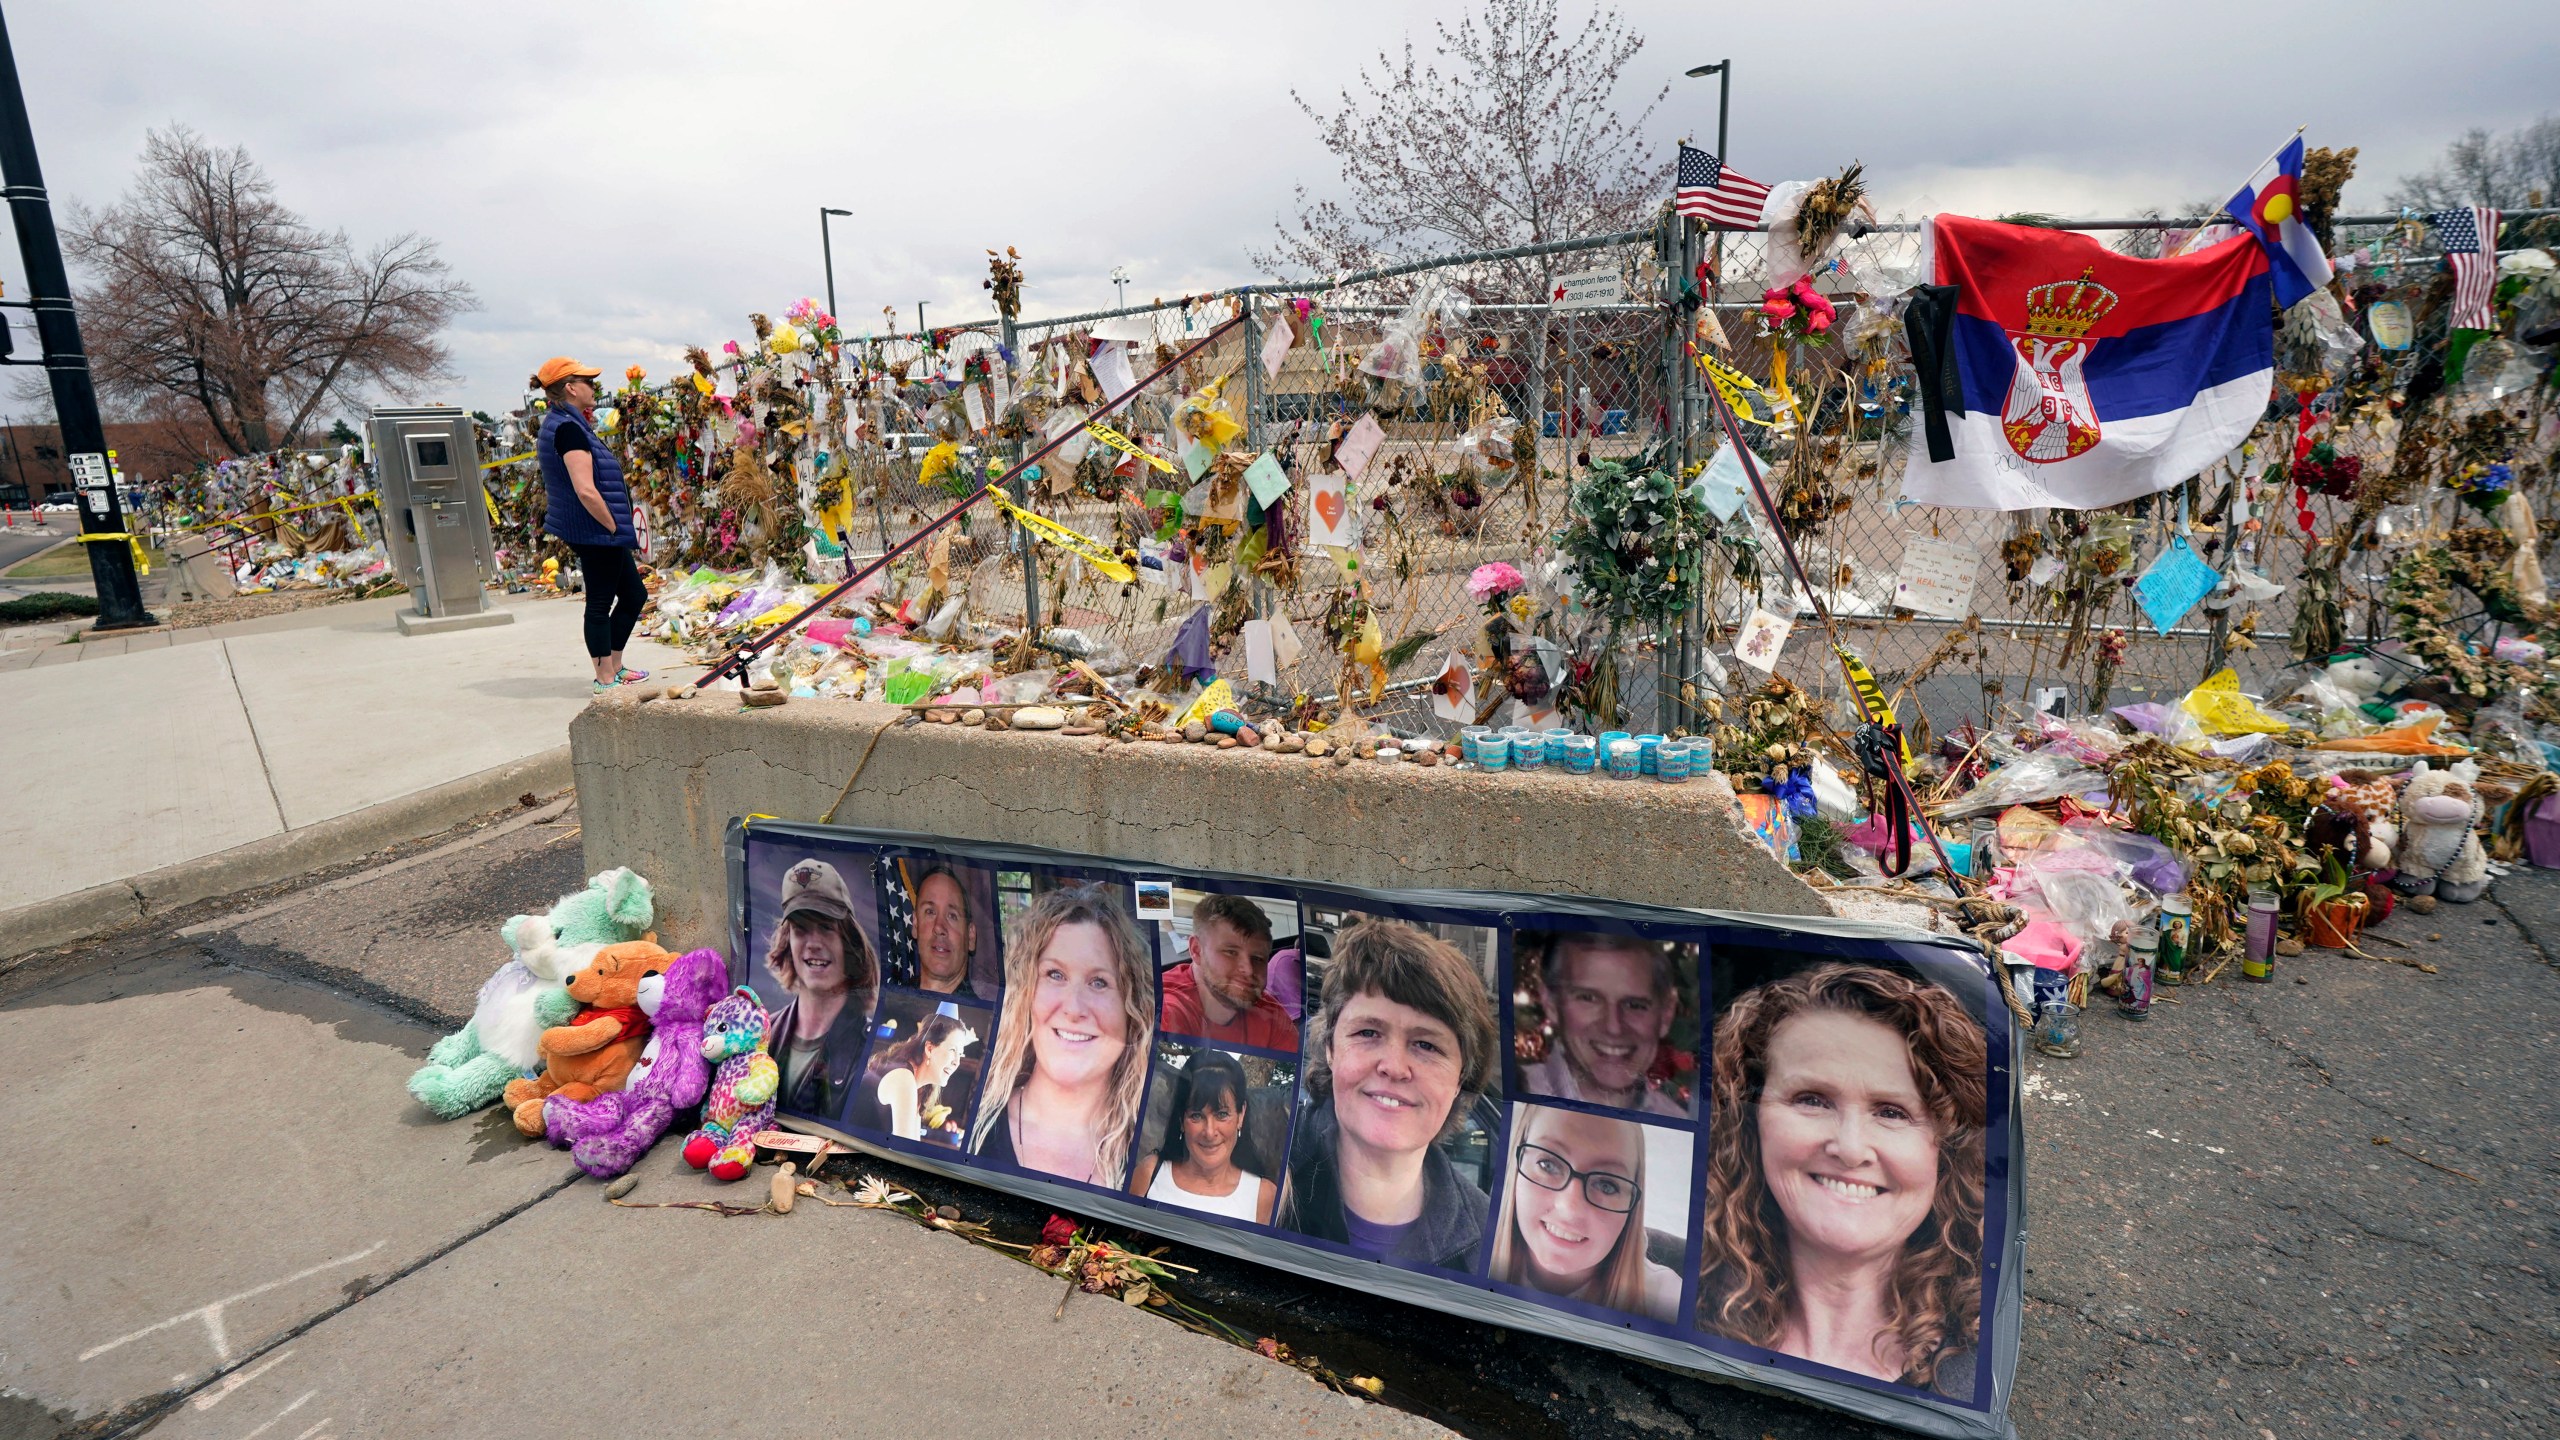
[729,819,2024,1440]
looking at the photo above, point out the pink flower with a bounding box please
[1761,295,1797,321]
[1468,560,1527,602]
[1807,313,1833,334]
[721,340,742,356]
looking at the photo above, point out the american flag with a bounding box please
[1675,144,1771,229]
[2432,206,2502,331]
[874,855,919,987]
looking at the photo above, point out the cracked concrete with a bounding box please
[569,692,1836,954]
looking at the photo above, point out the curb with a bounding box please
[0,745,574,963]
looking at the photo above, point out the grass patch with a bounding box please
[3,539,173,580]
[0,591,99,622]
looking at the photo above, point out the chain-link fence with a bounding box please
[620,206,2548,743]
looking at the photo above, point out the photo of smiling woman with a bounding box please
[1489,1103,1688,1323]
[968,884,1157,1188]
[1695,962,1988,1400]
[1276,917,1499,1272]
[1128,1049,1281,1225]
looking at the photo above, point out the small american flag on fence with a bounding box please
[2432,206,2503,331]
[1675,144,1771,229]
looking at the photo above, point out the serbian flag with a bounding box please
[2226,136,2334,309]
[1898,215,2274,512]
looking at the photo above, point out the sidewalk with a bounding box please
[0,589,690,915]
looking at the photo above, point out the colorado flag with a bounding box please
[2226,136,2334,310]
[1898,215,2274,511]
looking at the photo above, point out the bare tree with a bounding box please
[1255,0,1671,289]
[58,125,475,457]
[2389,115,2560,211]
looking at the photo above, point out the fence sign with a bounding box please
[1549,267,1627,309]
[731,819,2023,1439]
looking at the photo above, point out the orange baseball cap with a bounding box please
[532,356,603,387]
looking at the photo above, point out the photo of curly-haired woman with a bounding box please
[1694,961,1988,1401]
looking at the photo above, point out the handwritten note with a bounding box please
[1244,451,1291,507]
[1892,535,1979,620]
[1336,413,1384,482]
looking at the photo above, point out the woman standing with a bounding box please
[1488,1104,1681,1321]
[1276,918,1498,1271]
[1129,1050,1278,1224]
[1695,964,1987,1398]
[970,885,1155,1187]
[533,356,650,692]
[864,1013,978,1143]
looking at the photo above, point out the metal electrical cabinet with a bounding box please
[369,406,512,634]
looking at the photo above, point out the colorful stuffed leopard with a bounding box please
[684,986,778,1182]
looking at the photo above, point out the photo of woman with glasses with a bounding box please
[1488,1102,1688,1322]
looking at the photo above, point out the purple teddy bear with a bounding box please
[543,947,730,1178]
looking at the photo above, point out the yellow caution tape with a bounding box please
[981,484,1135,582]
[172,490,379,535]
[1084,419,1176,473]
[481,450,535,468]
[1833,642,1912,766]
[70,532,150,575]
[1696,352,1779,428]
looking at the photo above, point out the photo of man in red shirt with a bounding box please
[1158,892,1298,1051]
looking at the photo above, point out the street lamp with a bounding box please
[1683,60,1730,174]
[1110,265,1131,309]
[818,207,851,321]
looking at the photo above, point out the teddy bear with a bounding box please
[2391,761,2491,902]
[505,941,668,1136]
[685,987,779,1182]
[541,948,731,1178]
[408,867,655,1119]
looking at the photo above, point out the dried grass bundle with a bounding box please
[1796,162,1868,260]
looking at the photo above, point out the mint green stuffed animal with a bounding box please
[407,867,655,1119]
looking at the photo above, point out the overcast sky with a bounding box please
[7,1,2555,421]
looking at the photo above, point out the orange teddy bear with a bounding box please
[505,940,666,1136]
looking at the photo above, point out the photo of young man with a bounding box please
[1517,931,1698,1120]
[1159,890,1298,1051]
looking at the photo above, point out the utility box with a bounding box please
[369,405,512,635]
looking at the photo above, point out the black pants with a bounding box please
[570,543,647,659]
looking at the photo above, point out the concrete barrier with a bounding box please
[571,692,1833,955]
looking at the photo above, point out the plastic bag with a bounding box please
[1360,282,1471,388]
[1811,757,1862,822]
[1937,752,2109,819]
[2179,669,2290,736]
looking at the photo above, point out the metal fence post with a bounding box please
[1241,289,1265,450]
[1001,312,1040,638]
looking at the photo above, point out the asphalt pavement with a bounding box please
[0,803,2551,1440]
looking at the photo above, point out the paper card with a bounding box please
[1269,610,1303,671]
[1090,342,1136,403]
[1336,413,1385,481]
[1242,618,1278,684]
[2025,554,2064,587]
[1138,538,1171,587]
[1500,698,1561,731]
[1244,451,1291,507]
[1203,560,1233,600]
[1428,650,1476,722]
[2133,534,2220,635]
[1261,313,1296,378]
[1305,470,1356,550]
[1091,315,1155,344]
[1182,439,1217,481]
[962,385,988,434]
[991,367,1014,416]
[1734,607,1794,673]
[1892,534,1980,619]
[1692,440,1763,522]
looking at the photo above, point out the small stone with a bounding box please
[1237,725,1262,748]
[1064,724,1101,736]
[1414,749,1440,767]
[1182,721,1208,743]
[1305,738,1330,758]
[603,1175,638,1201]
[2408,894,2438,914]
[1332,748,1354,767]
[1011,705,1068,730]
[2425,931,2442,943]
[1278,734,1306,754]
[1216,735,1239,749]
[925,708,956,724]
[744,686,788,708]
[961,708,986,726]
[983,715,1009,731]
[2275,938,2305,956]
[1261,732,1284,751]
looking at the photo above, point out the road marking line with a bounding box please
[78,1241,386,1363]
[291,1420,333,1440]
[193,1349,295,1410]
[236,1390,315,1440]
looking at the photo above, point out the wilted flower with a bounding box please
[1040,1214,1079,1247]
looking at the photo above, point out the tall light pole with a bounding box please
[819,206,851,321]
[0,4,150,627]
[1683,60,1732,284]
[1110,266,1130,309]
